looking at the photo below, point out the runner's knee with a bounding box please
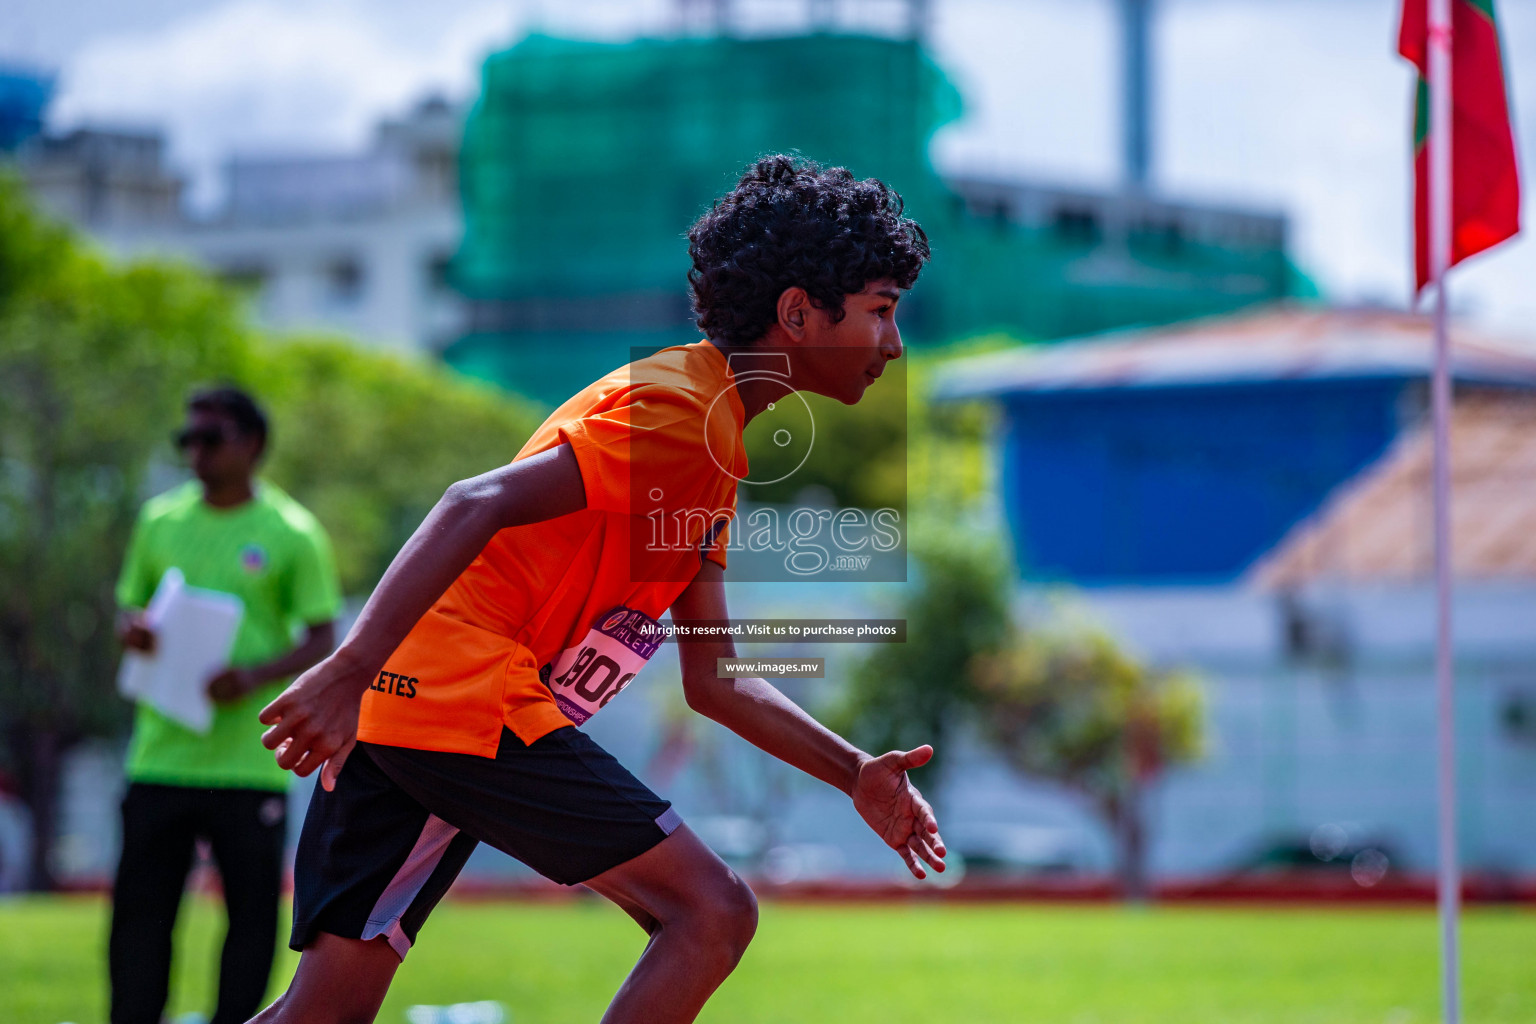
[689,873,758,968]
[724,875,759,961]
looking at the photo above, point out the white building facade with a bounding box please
[18,97,466,354]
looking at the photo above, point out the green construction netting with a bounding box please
[456,33,955,301]
[449,32,1295,403]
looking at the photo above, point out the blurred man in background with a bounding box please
[111,387,341,1024]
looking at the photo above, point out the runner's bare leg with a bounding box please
[249,825,749,1024]
[582,824,758,1024]
[246,932,400,1024]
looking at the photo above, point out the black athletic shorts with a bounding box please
[290,725,681,958]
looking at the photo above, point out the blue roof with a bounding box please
[934,305,1536,400]
[937,307,1536,585]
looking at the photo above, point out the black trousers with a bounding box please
[108,783,287,1024]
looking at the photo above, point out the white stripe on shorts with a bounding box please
[362,813,459,959]
[656,807,683,835]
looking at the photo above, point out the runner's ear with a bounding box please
[776,287,811,339]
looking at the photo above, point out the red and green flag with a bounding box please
[1398,0,1521,291]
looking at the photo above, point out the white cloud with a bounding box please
[1161,0,1413,302]
[50,0,522,208]
[930,0,1118,187]
[1160,0,1536,328]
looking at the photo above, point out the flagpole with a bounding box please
[1427,0,1459,1022]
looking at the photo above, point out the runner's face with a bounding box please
[800,278,905,405]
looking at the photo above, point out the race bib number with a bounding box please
[539,607,664,725]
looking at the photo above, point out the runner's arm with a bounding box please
[670,560,945,878]
[259,443,587,784]
[335,444,586,671]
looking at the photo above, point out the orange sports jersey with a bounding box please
[357,342,747,757]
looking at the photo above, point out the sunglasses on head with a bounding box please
[174,425,235,450]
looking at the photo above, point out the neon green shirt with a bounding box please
[116,480,342,790]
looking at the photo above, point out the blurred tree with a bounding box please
[969,618,1204,898]
[832,526,1013,781]
[906,358,995,510]
[738,360,907,511]
[828,357,1005,782]
[740,345,1001,513]
[0,177,542,888]
[251,338,542,593]
[0,173,254,889]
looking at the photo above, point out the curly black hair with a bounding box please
[687,154,930,347]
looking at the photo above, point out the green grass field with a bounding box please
[1,895,1531,1024]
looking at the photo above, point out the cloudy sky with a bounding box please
[4,0,1534,330]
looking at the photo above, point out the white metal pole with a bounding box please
[1427,0,1459,1021]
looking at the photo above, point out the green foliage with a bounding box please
[906,361,995,510]
[825,350,1009,776]
[0,175,541,886]
[969,608,1204,895]
[739,365,908,511]
[0,173,254,746]
[0,173,258,886]
[970,614,1204,803]
[833,524,1012,773]
[741,351,995,525]
[251,337,542,592]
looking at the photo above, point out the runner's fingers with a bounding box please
[289,747,326,778]
[275,742,304,771]
[922,811,942,843]
[904,787,942,840]
[910,834,945,873]
[295,726,348,776]
[258,694,287,727]
[897,843,927,881]
[915,802,946,852]
[261,711,306,751]
[909,829,938,861]
[321,738,355,793]
[260,721,287,750]
[896,744,934,771]
[929,828,947,857]
[276,730,323,771]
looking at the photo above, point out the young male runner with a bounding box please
[252,155,945,1024]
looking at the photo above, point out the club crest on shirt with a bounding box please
[240,544,267,573]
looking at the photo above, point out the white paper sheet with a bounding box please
[116,568,244,733]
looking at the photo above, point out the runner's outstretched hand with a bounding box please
[852,745,946,880]
[259,651,371,792]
